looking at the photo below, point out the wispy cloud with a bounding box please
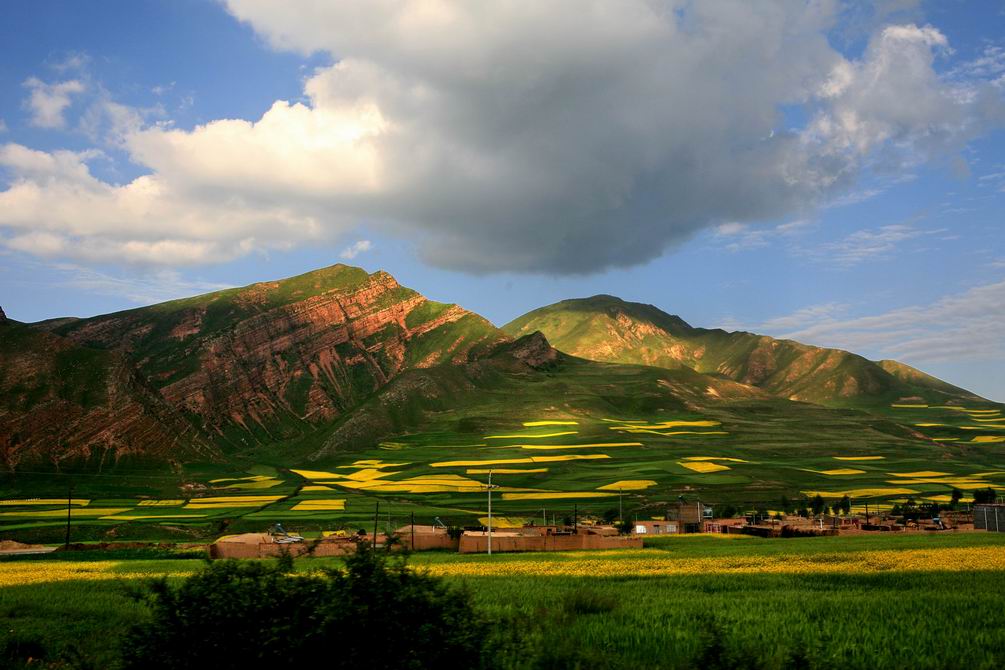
[746,279,1005,365]
[714,219,812,253]
[50,264,233,305]
[339,239,373,260]
[22,77,85,128]
[797,222,944,267]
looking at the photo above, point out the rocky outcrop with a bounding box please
[505,332,559,369]
[0,323,217,471]
[40,264,509,454]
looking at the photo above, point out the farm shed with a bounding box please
[395,524,459,551]
[210,533,379,558]
[665,501,712,533]
[458,527,640,553]
[974,505,1005,532]
[634,520,678,535]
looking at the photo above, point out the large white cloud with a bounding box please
[1,1,1001,271]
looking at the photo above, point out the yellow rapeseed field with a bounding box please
[208,475,273,483]
[187,496,283,503]
[833,456,885,461]
[597,480,658,491]
[485,432,578,439]
[679,461,730,473]
[891,403,928,408]
[518,442,642,450]
[222,479,282,490]
[0,508,129,518]
[431,454,610,468]
[291,469,343,480]
[291,500,346,511]
[184,495,283,509]
[0,499,90,506]
[967,436,1005,443]
[424,546,1005,578]
[802,488,919,498]
[523,420,579,427]
[501,492,618,501]
[888,471,950,478]
[610,420,721,430]
[0,561,194,587]
[137,500,184,506]
[883,478,995,490]
[477,516,527,528]
[101,514,208,520]
[809,469,867,476]
[466,468,548,474]
[301,485,335,491]
[925,494,973,503]
[682,457,747,462]
[336,460,410,469]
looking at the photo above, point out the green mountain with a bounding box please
[3,273,1004,535]
[503,294,985,407]
[2,264,507,469]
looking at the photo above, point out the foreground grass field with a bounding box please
[2,533,1004,669]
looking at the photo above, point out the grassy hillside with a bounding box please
[504,294,988,407]
[4,264,507,467]
[3,334,1000,544]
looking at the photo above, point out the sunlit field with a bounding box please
[2,533,1005,668]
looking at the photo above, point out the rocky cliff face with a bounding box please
[0,321,217,471]
[46,265,508,451]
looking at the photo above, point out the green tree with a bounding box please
[839,495,851,516]
[797,499,809,518]
[810,494,825,517]
[974,487,997,505]
[122,544,488,670]
[950,488,963,508]
[780,495,792,515]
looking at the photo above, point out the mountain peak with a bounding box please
[504,296,988,406]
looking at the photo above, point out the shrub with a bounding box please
[122,545,488,669]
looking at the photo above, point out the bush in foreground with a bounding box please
[122,546,487,670]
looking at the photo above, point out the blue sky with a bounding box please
[1,1,1003,400]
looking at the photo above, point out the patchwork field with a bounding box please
[1,400,1002,542]
[2,534,1005,668]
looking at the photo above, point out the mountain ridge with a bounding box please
[0,268,993,472]
[503,294,987,406]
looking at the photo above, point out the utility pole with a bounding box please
[574,504,578,534]
[542,508,546,527]
[372,501,380,551]
[619,488,623,523]
[410,511,415,550]
[485,470,498,555]
[64,483,73,550]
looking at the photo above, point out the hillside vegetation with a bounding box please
[504,294,984,407]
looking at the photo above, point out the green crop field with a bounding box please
[2,533,1004,669]
[1,398,1002,544]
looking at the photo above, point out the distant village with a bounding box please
[211,498,1005,559]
